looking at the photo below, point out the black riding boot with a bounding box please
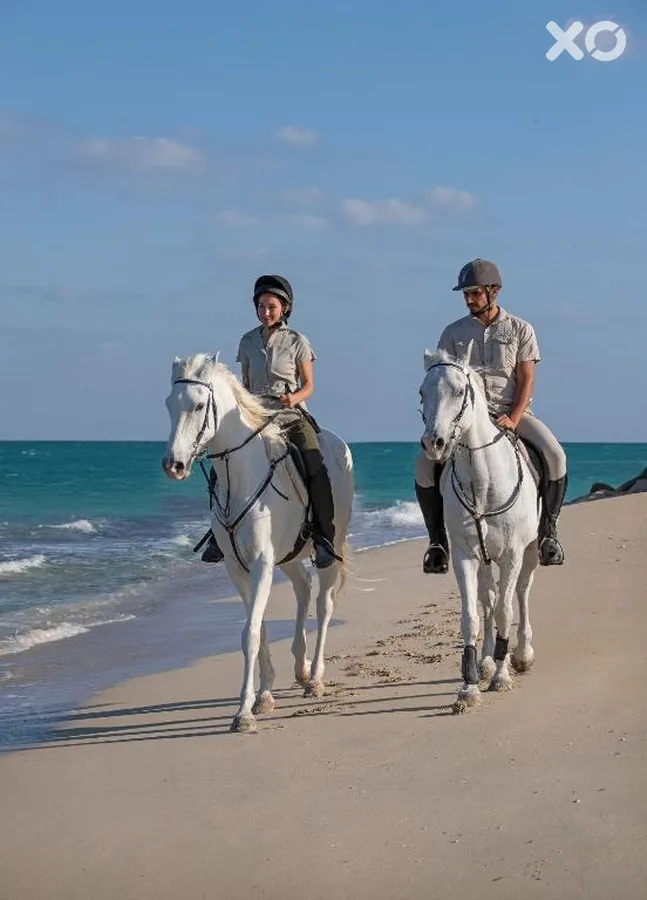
[200,531,224,563]
[303,450,336,569]
[415,469,449,574]
[538,474,567,566]
[197,467,224,564]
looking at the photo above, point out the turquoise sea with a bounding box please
[0,440,645,748]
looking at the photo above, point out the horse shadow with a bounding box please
[11,677,461,751]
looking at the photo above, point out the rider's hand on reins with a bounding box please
[279,393,299,409]
[496,414,517,431]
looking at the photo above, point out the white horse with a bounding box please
[162,354,354,733]
[418,345,540,710]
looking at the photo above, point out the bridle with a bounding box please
[420,361,525,565]
[171,377,292,572]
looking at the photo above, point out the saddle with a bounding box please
[510,433,547,510]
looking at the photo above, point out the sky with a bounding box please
[0,0,645,442]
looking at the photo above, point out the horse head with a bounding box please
[162,353,282,480]
[162,354,228,480]
[419,341,477,462]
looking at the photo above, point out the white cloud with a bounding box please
[281,187,325,206]
[76,137,204,171]
[217,210,260,228]
[342,198,428,227]
[427,186,476,212]
[275,126,319,146]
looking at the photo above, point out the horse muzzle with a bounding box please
[421,432,450,463]
[161,455,192,480]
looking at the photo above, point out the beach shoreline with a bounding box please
[1,493,646,899]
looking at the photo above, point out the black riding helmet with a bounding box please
[253,274,294,320]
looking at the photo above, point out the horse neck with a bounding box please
[205,390,271,497]
[453,381,513,500]
[460,382,498,451]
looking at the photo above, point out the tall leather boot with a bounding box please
[415,470,449,574]
[538,474,567,566]
[199,530,224,563]
[303,450,336,569]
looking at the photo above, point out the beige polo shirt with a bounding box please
[437,307,540,415]
[236,323,317,398]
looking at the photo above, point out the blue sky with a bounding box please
[0,0,644,442]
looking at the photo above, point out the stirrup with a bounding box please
[423,542,449,574]
[312,535,340,569]
[539,534,564,566]
[199,533,224,564]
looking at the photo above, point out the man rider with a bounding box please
[415,258,568,573]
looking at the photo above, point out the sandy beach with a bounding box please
[1,492,645,900]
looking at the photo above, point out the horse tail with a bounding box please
[336,539,352,596]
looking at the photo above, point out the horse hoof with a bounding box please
[304,680,325,699]
[230,714,257,734]
[294,672,310,688]
[489,675,513,693]
[511,653,534,674]
[252,692,275,715]
[452,684,480,713]
[480,657,497,680]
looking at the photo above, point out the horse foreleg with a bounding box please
[231,560,274,734]
[305,563,337,699]
[511,541,539,674]
[252,619,276,716]
[478,563,497,682]
[452,550,482,710]
[281,560,313,687]
[490,551,523,693]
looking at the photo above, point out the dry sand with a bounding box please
[1,493,646,900]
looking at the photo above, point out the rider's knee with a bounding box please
[415,449,436,487]
[550,443,568,481]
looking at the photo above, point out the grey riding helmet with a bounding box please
[452,259,502,291]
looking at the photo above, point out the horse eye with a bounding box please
[195,403,205,412]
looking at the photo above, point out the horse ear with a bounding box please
[458,339,474,367]
[424,348,435,371]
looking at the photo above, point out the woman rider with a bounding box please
[200,274,337,570]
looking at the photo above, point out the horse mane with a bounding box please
[172,353,286,451]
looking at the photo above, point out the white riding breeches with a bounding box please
[416,413,567,487]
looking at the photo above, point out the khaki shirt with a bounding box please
[437,307,540,415]
[236,323,317,399]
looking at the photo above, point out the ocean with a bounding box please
[1,440,645,748]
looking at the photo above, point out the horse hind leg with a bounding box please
[478,563,497,682]
[490,551,524,693]
[281,560,312,687]
[511,541,538,674]
[304,562,337,699]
